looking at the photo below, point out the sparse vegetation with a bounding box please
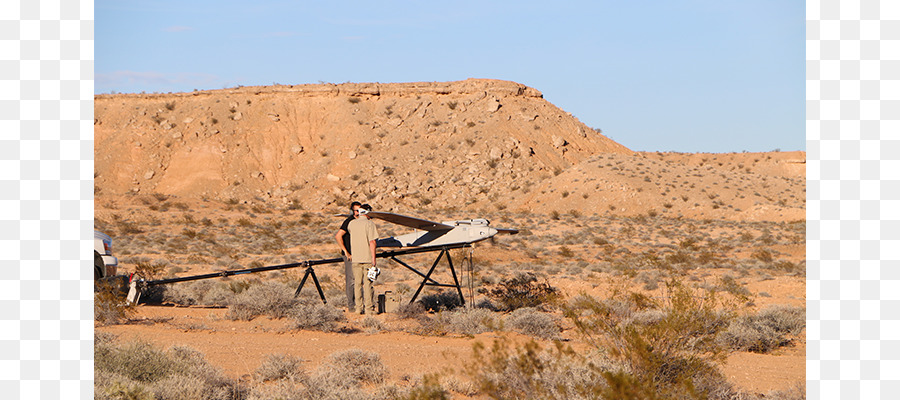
[484,273,559,311]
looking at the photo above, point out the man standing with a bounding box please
[348,204,379,315]
[335,201,361,311]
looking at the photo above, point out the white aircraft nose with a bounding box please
[487,227,498,237]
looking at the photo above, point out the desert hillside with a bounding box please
[94,79,806,399]
[94,78,803,222]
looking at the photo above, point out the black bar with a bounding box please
[139,243,471,289]
[423,283,458,288]
[445,252,465,306]
[143,261,308,286]
[390,256,440,285]
[409,249,446,304]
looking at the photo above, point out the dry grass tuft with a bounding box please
[504,307,560,340]
[718,304,805,353]
[254,353,306,382]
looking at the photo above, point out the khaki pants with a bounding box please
[353,262,375,314]
[343,255,355,310]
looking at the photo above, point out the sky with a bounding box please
[95,1,805,153]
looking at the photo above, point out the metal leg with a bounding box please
[294,266,327,304]
[310,268,327,304]
[445,251,465,306]
[409,249,446,304]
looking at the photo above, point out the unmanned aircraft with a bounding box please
[126,210,518,306]
[351,211,519,248]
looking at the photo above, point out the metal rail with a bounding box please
[127,243,472,306]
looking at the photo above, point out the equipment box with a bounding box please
[377,291,402,314]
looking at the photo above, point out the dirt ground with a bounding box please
[97,261,805,397]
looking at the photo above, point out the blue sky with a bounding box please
[95,1,804,153]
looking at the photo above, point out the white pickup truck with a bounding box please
[94,231,118,279]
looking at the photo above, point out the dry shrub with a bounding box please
[301,349,386,398]
[410,308,499,336]
[288,300,346,332]
[397,302,427,319]
[94,336,235,400]
[467,340,607,400]
[163,280,236,306]
[718,304,805,353]
[485,273,560,311]
[95,369,155,400]
[763,382,806,400]
[404,374,450,400]
[246,380,304,400]
[563,279,738,399]
[95,279,134,325]
[442,308,500,336]
[361,315,385,333]
[255,353,306,382]
[440,374,478,396]
[321,349,387,386]
[225,281,297,320]
[504,307,561,340]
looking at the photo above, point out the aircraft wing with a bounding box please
[367,211,454,231]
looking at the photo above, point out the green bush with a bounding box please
[564,279,737,399]
[418,290,463,312]
[464,279,744,399]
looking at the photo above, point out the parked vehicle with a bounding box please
[94,231,118,279]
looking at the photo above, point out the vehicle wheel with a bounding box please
[94,251,104,280]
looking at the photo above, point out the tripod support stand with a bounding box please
[293,263,327,304]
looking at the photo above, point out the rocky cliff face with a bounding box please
[94,79,631,210]
[95,78,804,221]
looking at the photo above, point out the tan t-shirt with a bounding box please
[348,217,378,263]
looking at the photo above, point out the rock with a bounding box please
[489,147,503,160]
[291,145,304,154]
[233,112,242,121]
[349,151,357,159]
[327,174,341,182]
[251,171,264,180]
[552,135,568,148]
[144,170,155,180]
[182,117,194,124]
[485,98,501,113]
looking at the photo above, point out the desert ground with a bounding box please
[94,80,805,400]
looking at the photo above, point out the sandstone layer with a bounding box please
[95,79,803,221]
